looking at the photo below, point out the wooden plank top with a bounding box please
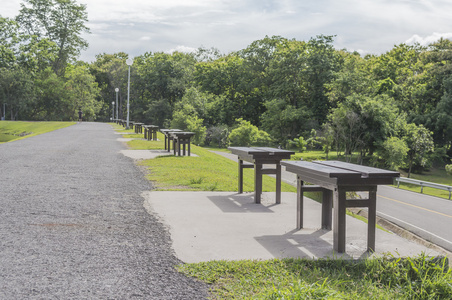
[169,131,196,138]
[281,160,400,183]
[160,129,182,134]
[228,147,295,159]
[281,161,362,179]
[315,161,400,178]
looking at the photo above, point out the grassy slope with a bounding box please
[121,129,296,193]
[0,121,75,143]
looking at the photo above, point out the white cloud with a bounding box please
[167,45,197,54]
[4,0,452,61]
[406,33,452,46]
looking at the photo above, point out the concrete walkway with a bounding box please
[143,191,441,263]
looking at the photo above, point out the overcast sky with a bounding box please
[3,0,452,62]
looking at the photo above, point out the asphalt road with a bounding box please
[0,122,208,299]
[214,151,452,253]
[376,185,452,252]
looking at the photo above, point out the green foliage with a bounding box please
[229,118,272,147]
[205,124,230,148]
[446,164,452,176]
[16,0,90,76]
[380,136,409,170]
[178,254,451,299]
[404,123,435,177]
[288,137,307,152]
[229,118,258,147]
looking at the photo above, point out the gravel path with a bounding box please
[0,122,208,299]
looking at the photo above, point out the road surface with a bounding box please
[0,122,208,299]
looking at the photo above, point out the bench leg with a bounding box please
[188,140,191,156]
[297,177,304,229]
[173,139,176,156]
[333,187,346,253]
[178,139,181,156]
[367,187,377,252]
[254,163,262,204]
[276,163,281,204]
[322,189,333,230]
[238,160,244,193]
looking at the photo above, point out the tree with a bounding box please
[380,137,409,170]
[0,67,34,120]
[260,98,312,147]
[229,118,272,147]
[64,64,101,121]
[0,17,20,68]
[428,75,452,156]
[404,123,434,177]
[16,0,90,76]
[90,53,129,121]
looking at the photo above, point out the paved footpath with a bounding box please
[0,122,208,299]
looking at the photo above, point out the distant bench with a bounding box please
[144,125,159,141]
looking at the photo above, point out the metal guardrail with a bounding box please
[395,177,452,200]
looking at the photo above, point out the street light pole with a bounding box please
[115,88,119,120]
[112,101,115,121]
[126,58,133,129]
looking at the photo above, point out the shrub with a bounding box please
[228,118,272,147]
[446,164,452,175]
[288,137,307,152]
[205,125,230,148]
[380,137,409,170]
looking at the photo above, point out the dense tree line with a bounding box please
[1,0,451,175]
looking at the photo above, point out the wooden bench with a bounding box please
[228,147,295,204]
[281,160,400,253]
[160,129,182,151]
[170,131,196,156]
[134,123,144,134]
[145,125,159,141]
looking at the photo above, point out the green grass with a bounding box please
[138,143,296,192]
[178,254,451,299]
[119,129,295,192]
[394,168,452,200]
[0,121,75,143]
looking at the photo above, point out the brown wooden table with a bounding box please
[134,123,144,134]
[144,125,159,141]
[170,131,196,156]
[160,129,182,151]
[228,147,295,204]
[281,160,400,253]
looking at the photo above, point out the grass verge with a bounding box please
[178,254,451,299]
[394,168,452,200]
[0,121,75,143]
[132,134,296,192]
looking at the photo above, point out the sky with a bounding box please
[3,0,452,62]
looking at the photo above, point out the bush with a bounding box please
[380,137,409,170]
[205,125,230,148]
[288,137,307,152]
[446,164,452,176]
[229,118,272,147]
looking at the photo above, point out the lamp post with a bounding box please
[126,58,133,129]
[115,88,119,120]
[112,101,115,121]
